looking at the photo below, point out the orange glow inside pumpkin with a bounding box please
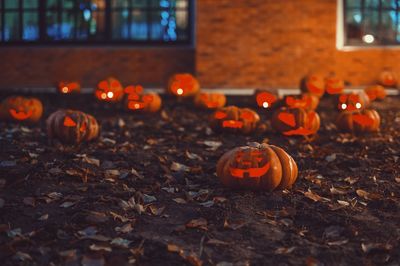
[59,82,79,94]
[125,85,154,110]
[199,94,222,108]
[171,75,195,96]
[278,111,317,136]
[63,116,87,132]
[338,94,362,111]
[306,76,324,94]
[285,95,312,109]
[256,92,277,109]
[8,98,35,121]
[229,150,271,178]
[96,80,122,101]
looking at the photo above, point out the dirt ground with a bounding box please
[0,93,399,266]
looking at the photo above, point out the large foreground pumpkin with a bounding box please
[47,109,99,144]
[336,109,380,134]
[217,142,298,191]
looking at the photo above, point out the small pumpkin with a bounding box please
[337,91,370,112]
[124,85,162,113]
[364,85,387,101]
[194,92,226,109]
[167,73,200,98]
[283,93,319,111]
[95,77,124,102]
[378,70,397,87]
[254,89,278,109]
[210,106,260,134]
[325,76,344,95]
[300,73,325,97]
[47,109,99,144]
[58,81,81,94]
[216,142,298,191]
[0,96,43,123]
[336,109,380,133]
[271,107,320,136]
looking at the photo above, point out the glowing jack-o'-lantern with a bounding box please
[378,70,397,87]
[95,77,124,102]
[336,109,380,134]
[167,73,200,98]
[194,92,226,109]
[124,85,162,113]
[283,93,319,111]
[47,109,99,144]
[337,92,370,112]
[254,89,278,109]
[216,142,298,191]
[364,85,387,101]
[210,106,260,134]
[272,107,320,136]
[300,74,325,97]
[58,81,81,94]
[325,76,344,95]
[0,96,43,123]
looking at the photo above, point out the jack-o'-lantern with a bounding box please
[336,109,380,134]
[124,85,162,113]
[325,76,344,95]
[47,109,99,144]
[167,73,200,98]
[0,96,43,123]
[283,93,319,111]
[194,92,226,109]
[300,73,325,97]
[216,142,298,191]
[95,77,124,102]
[210,106,260,134]
[254,89,279,109]
[337,91,370,112]
[364,85,387,101]
[271,107,320,136]
[378,70,397,87]
[58,81,81,94]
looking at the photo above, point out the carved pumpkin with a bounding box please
[210,106,260,134]
[167,73,200,98]
[337,91,370,112]
[364,85,387,101]
[254,89,278,109]
[0,96,43,123]
[124,85,162,113]
[300,74,325,97]
[325,76,344,95]
[336,109,380,133]
[283,93,319,111]
[194,92,226,109]
[47,109,99,144]
[58,81,81,94]
[378,70,397,87]
[271,107,320,136]
[95,77,124,102]
[216,142,298,191]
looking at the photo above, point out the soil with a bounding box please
[0,93,399,266]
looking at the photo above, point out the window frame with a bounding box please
[0,0,195,47]
[337,0,400,50]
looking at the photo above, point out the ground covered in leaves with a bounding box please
[0,93,399,266]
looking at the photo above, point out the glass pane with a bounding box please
[132,0,148,8]
[346,0,361,8]
[23,11,39,40]
[382,0,397,9]
[61,10,75,39]
[63,0,75,9]
[112,11,129,39]
[380,10,397,42]
[176,10,188,40]
[5,0,19,9]
[89,10,105,39]
[4,12,20,41]
[150,10,178,41]
[365,0,379,8]
[131,9,148,39]
[23,0,38,9]
[46,11,60,40]
[47,0,59,9]
[112,0,129,8]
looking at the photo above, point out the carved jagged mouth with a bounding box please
[127,101,145,110]
[9,109,33,120]
[283,127,315,136]
[205,102,219,108]
[230,162,271,178]
[222,120,243,129]
[353,114,374,126]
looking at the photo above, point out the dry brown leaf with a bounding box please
[23,197,36,207]
[186,218,208,230]
[223,219,246,230]
[304,190,330,202]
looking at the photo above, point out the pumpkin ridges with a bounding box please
[258,146,282,191]
[194,92,226,109]
[336,109,380,134]
[269,145,298,189]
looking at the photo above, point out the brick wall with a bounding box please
[0,47,194,89]
[196,0,400,88]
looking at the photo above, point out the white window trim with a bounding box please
[336,0,400,51]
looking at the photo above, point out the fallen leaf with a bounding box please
[223,219,246,230]
[13,251,32,261]
[104,169,120,179]
[109,211,131,223]
[202,140,222,151]
[86,211,109,224]
[111,237,132,248]
[115,223,134,234]
[59,201,76,208]
[361,242,392,254]
[186,218,208,230]
[356,189,381,200]
[171,162,191,172]
[275,246,296,254]
[167,244,181,253]
[89,244,112,252]
[337,200,349,206]
[142,194,157,204]
[304,190,330,202]
[23,197,36,207]
[186,151,203,161]
[81,254,105,266]
[78,226,98,237]
[38,214,49,221]
[173,198,187,204]
[148,205,165,216]
[325,154,336,162]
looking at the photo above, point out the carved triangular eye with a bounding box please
[215,111,227,119]
[278,112,296,127]
[143,95,154,103]
[134,86,144,94]
[64,116,77,127]
[98,81,108,90]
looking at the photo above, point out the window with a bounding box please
[0,0,193,45]
[343,0,400,46]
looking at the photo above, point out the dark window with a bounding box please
[344,0,400,46]
[0,0,193,45]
